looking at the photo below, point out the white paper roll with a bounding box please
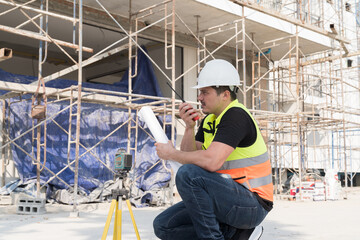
[139,106,169,143]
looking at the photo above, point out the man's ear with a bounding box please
[222,90,231,100]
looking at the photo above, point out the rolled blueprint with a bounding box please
[139,106,169,143]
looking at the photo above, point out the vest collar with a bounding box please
[203,100,239,139]
[213,99,239,124]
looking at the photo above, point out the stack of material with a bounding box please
[324,169,342,200]
[289,169,342,201]
[295,181,316,201]
[313,182,326,201]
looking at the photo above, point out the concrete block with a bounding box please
[16,197,46,215]
[11,192,31,205]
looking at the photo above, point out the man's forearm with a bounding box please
[167,141,231,172]
[180,127,197,152]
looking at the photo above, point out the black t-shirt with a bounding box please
[195,108,257,148]
[195,107,273,211]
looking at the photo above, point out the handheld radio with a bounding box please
[166,82,200,121]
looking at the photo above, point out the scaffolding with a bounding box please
[229,0,360,198]
[0,0,360,207]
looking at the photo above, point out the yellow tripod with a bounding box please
[101,188,141,240]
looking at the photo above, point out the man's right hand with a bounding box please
[179,102,199,128]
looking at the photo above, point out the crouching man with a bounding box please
[154,59,273,240]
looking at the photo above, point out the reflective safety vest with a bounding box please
[201,100,274,202]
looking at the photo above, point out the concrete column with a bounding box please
[183,46,198,102]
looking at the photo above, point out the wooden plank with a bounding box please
[0,80,127,105]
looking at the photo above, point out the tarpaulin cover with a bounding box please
[0,47,172,201]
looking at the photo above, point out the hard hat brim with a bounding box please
[192,84,237,90]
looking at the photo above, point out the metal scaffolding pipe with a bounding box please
[0,25,93,53]
[0,0,79,23]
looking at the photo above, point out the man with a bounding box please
[153,59,273,240]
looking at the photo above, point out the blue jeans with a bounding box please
[153,164,269,240]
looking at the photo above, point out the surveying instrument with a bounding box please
[101,149,141,240]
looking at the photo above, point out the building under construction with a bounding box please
[0,0,360,207]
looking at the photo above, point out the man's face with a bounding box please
[197,87,223,115]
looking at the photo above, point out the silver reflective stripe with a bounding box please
[241,181,250,189]
[218,151,269,170]
[248,173,272,188]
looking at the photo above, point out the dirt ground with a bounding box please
[1,187,359,240]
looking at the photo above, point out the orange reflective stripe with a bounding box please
[217,160,273,201]
[251,183,274,201]
[217,160,271,178]
[243,160,272,179]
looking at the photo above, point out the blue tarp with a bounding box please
[0,47,172,199]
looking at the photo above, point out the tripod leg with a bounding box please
[114,198,122,240]
[117,204,122,240]
[102,199,117,240]
[126,200,141,240]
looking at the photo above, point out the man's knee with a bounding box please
[176,164,207,193]
[176,164,199,182]
[153,214,165,238]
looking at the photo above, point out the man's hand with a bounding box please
[179,102,199,128]
[155,141,176,160]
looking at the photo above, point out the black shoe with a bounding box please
[231,226,263,240]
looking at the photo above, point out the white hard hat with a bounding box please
[193,59,240,90]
